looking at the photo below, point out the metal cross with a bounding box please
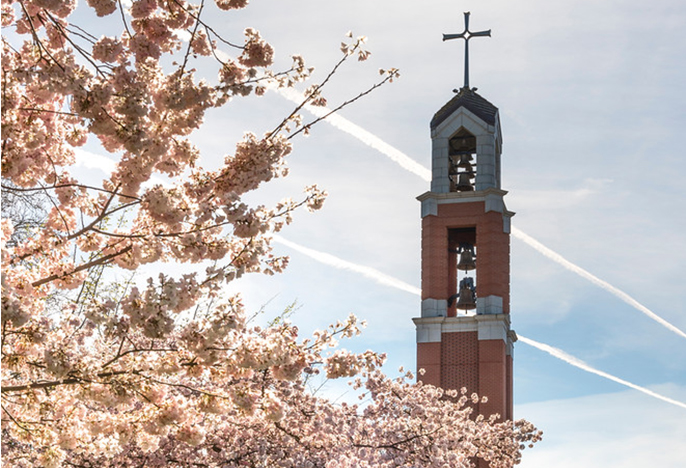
[443,12,491,90]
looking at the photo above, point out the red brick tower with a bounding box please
[413,87,516,422]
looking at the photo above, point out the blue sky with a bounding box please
[73,0,686,465]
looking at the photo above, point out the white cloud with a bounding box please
[73,148,171,189]
[73,148,116,174]
[509,178,613,211]
[517,384,686,468]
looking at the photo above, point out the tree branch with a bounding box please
[30,245,132,288]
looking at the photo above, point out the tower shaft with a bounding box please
[415,87,515,426]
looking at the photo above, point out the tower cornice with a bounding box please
[417,187,509,202]
[417,188,515,220]
[413,314,515,350]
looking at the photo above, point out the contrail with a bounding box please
[280,89,685,341]
[273,234,686,410]
[276,88,432,181]
[518,335,686,410]
[511,227,686,340]
[272,234,421,296]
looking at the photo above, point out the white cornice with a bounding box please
[413,314,513,344]
[417,187,508,203]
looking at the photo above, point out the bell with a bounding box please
[457,154,474,168]
[457,248,476,271]
[455,172,474,191]
[456,289,477,310]
[458,161,473,174]
[456,278,477,310]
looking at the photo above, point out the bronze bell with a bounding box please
[456,277,477,310]
[455,172,474,191]
[457,248,476,271]
[456,289,477,310]
[457,154,474,168]
[458,162,474,174]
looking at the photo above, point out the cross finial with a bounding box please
[443,12,491,90]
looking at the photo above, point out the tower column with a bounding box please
[415,84,516,431]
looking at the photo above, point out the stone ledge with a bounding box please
[413,314,513,344]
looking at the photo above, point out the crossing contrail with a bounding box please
[511,227,686,340]
[274,235,686,410]
[280,88,685,341]
[272,234,421,296]
[518,335,686,410]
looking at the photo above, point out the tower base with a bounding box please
[414,314,515,421]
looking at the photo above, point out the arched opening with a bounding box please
[448,128,476,192]
[447,227,477,317]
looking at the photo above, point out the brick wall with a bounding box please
[421,200,511,315]
[440,331,479,393]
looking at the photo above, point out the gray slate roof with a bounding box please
[430,87,499,130]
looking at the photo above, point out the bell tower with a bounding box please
[413,12,516,423]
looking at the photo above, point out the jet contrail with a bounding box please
[280,89,685,341]
[274,234,686,410]
[518,335,686,410]
[511,227,686,340]
[276,88,432,181]
[272,234,421,296]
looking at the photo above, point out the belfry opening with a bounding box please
[449,128,477,192]
[447,227,477,317]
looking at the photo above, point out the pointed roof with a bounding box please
[430,87,498,130]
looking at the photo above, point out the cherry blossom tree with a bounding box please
[1,1,540,467]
